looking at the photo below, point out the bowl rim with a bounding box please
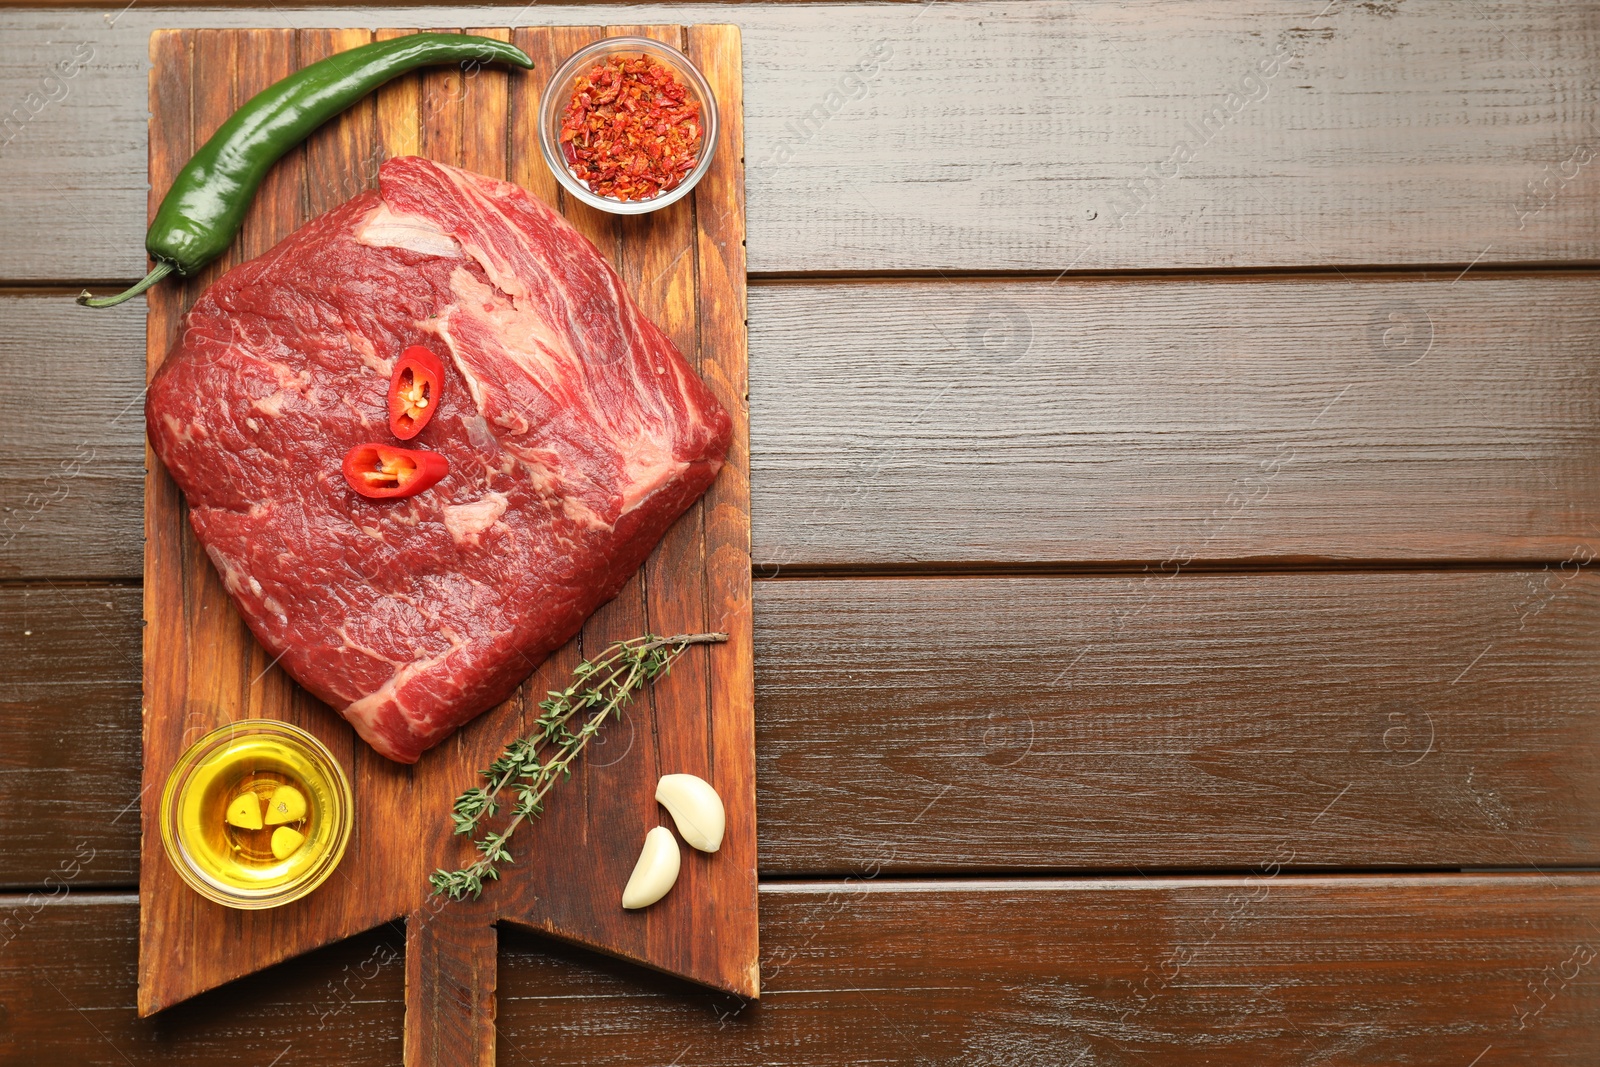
[538,35,719,216]
[159,719,353,910]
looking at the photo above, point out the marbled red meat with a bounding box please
[146,157,731,763]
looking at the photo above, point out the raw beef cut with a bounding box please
[146,157,731,763]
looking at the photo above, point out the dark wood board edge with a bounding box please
[686,20,758,998]
[138,24,192,1020]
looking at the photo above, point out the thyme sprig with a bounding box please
[428,631,726,901]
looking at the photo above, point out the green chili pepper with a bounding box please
[79,33,533,309]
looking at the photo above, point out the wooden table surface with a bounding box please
[2,2,1598,1064]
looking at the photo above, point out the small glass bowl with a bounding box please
[159,720,352,910]
[538,36,719,215]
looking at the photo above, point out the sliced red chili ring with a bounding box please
[342,442,449,500]
[387,345,445,440]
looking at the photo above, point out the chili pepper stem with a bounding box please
[78,261,175,309]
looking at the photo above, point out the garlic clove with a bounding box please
[263,784,307,826]
[270,825,306,860]
[655,773,725,853]
[225,792,263,830]
[621,826,681,910]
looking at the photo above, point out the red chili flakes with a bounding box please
[559,54,703,202]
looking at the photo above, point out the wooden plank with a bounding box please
[136,26,757,1021]
[603,19,725,994]
[235,29,303,261]
[7,567,1599,887]
[0,895,405,1065]
[13,269,1599,579]
[752,570,1600,873]
[508,874,1600,1065]
[0,586,142,889]
[5,1,1600,282]
[747,274,1600,568]
[5,876,1599,1063]
[301,29,375,218]
[0,0,869,6]
[0,295,146,580]
[403,908,496,1067]
[687,17,761,997]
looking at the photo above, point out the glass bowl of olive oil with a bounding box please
[160,720,352,909]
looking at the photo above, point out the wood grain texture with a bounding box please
[688,17,761,996]
[0,5,1593,1064]
[9,270,1600,578]
[4,1,1599,281]
[0,295,146,580]
[0,586,142,889]
[403,905,496,1067]
[508,874,1600,1066]
[752,571,1600,874]
[6,876,1600,1065]
[7,567,1599,887]
[136,26,757,1028]
[749,274,1600,568]
[6,0,883,6]
[1,895,406,1067]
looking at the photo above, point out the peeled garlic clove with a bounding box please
[225,792,263,830]
[270,825,306,860]
[263,784,307,826]
[621,826,681,910]
[655,773,725,853]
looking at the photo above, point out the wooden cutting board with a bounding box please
[139,25,753,1066]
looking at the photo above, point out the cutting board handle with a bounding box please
[404,905,498,1067]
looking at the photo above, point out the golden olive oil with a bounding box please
[162,721,351,909]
